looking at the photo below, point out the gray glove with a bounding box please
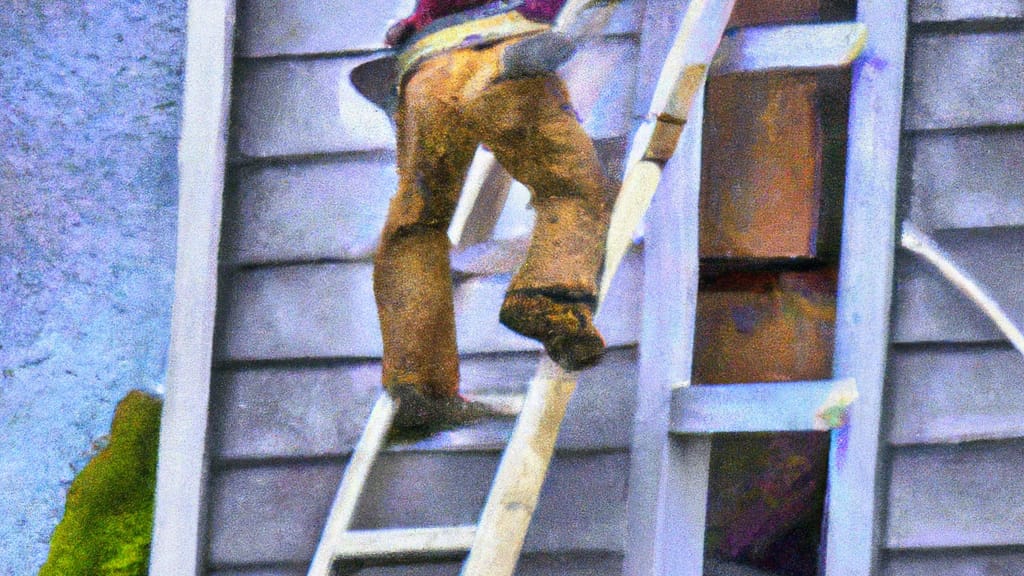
[497,31,577,81]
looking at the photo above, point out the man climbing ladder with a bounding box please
[371,0,622,430]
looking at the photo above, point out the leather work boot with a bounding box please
[499,291,606,371]
[387,384,502,435]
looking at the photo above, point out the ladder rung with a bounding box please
[669,378,858,434]
[711,22,867,76]
[330,526,477,562]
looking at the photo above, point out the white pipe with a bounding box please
[901,220,1024,357]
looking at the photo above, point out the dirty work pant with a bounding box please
[373,37,612,399]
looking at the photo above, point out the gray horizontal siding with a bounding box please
[887,345,1024,445]
[235,0,642,58]
[885,440,1024,549]
[904,30,1024,131]
[906,129,1024,230]
[208,552,623,575]
[631,0,682,117]
[881,10,1024,571]
[213,252,642,361]
[207,462,343,567]
[206,452,628,565]
[231,46,637,160]
[220,140,635,269]
[891,227,1024,344]
[911,0,1024,23]
[222,158,396,266]
[236,0,409,57]
[210,361,380,461]
[563,37,640,140]
[214,263,383,360]
[232,57,395,159]
[883,548,1024,576]
[209,348,638,460]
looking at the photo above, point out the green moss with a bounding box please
[40,390,163,576]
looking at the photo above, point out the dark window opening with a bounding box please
[705,432,832,576]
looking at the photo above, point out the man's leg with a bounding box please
[374,57,478,426]
[467,55,613,370]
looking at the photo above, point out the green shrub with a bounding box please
[40,391,162,576]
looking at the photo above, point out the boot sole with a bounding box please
[499,294,606,372]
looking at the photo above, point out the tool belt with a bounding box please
[396,0,550,82]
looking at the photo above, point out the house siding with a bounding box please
[880,1,1024,573]
[169,0,1014,572]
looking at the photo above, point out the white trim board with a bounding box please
[149,2,236,575]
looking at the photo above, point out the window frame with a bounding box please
[623,1,910,575]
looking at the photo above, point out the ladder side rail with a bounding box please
[824,1,909,574]
[600,0,735,301]
[459,359,577,575]
[448,148,511,248]
[823,0,913,569]
[308,395,397,575]
[465,2,735,574]
[623,88,707,576]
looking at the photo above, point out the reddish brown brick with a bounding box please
[692,269,836,385]
[700,74,823,259]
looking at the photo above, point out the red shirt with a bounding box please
[398,0,566,32]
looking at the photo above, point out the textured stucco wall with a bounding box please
[0,2,186,574]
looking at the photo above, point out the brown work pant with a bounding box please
[374,37,612,398]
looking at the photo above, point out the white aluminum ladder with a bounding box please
[306,2,739,575]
